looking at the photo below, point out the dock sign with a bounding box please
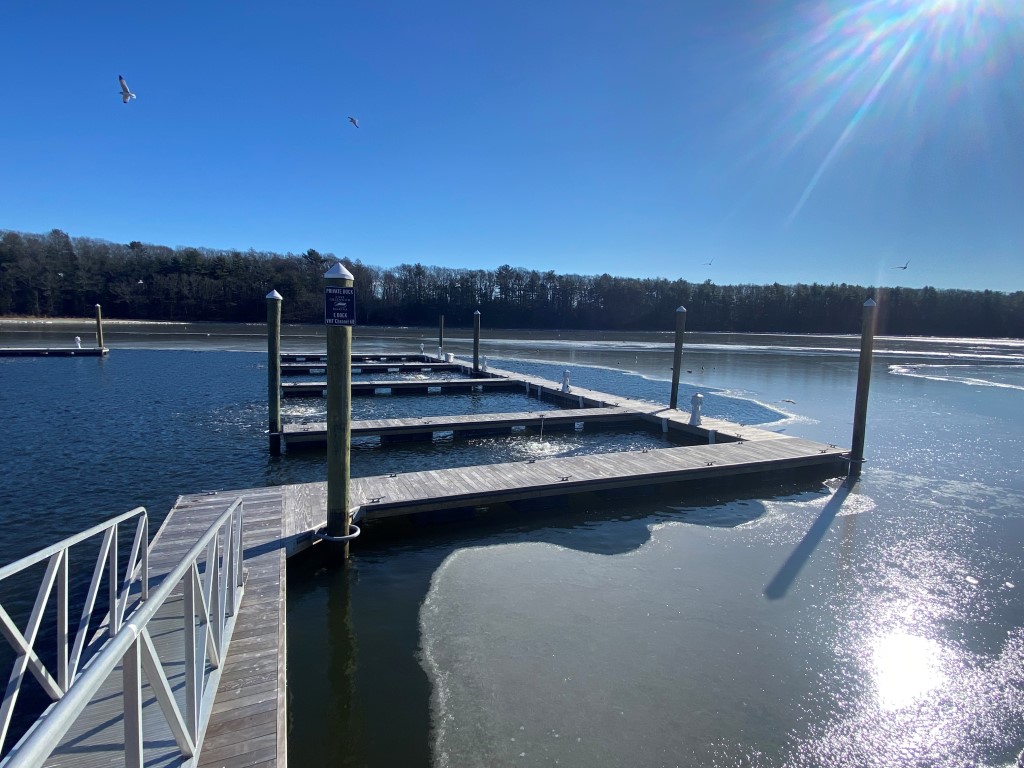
[325,286,356,326]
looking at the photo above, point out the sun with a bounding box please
[769,0,1024,223]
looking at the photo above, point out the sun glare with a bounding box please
[774,0,1024,223]
[870,630,949,710]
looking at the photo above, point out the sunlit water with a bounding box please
[2,322,1023,766]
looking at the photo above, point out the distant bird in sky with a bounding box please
[703,258,714,266]
[118,75,136,104]
[347,116,359,128]
[893,259,910,270]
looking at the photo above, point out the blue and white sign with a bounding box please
[325,286,356,326]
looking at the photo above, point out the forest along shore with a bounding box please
[3,229,1022,337]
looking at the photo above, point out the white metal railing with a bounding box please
[0,498,245,768]
[0,507,149,755]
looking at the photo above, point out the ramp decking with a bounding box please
[37,488,286,768]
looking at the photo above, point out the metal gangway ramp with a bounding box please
[0,487,286,768]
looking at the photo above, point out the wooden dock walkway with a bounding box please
[280,353,428,364]
[280,376,521,398]
[281,406,641,447]
[345,437,846,519]
[0,347,108,357]
[281,361,460,376]
[155,434,846,765]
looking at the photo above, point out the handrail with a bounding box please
[1,498,245,768]
[0,507,148,581]
[0,507,149,756]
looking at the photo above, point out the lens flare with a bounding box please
[773,0,1024,223]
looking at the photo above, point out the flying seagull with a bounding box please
[703,258,714,266]
[893,259,910,270]
[119,75,136,104]
[347,116,359,128]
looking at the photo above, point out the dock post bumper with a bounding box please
[688,392,703,426]
[325,263,355,557]
[849,298,877,477]
[267,290,283,455]
[669,305,687,410]
[94,304,105,349]
[473,310,481,374]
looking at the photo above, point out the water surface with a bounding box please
[2,322,1022,766]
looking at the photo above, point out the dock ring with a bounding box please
[314,524,361,543]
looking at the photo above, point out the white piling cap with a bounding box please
[266,289,283,300]
[324,262,354,280]
[474,310,481,315]
[864,298,876,307]
[677,305,687,313]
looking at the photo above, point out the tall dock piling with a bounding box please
[267,290,283,455]
[849,298,877,478]
[325,263,356,558]
[438,314,445,358]
[94,304,105,349]
[473,310,481,373]
[669,305,687,410]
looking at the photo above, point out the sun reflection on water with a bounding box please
[869,629,949,710]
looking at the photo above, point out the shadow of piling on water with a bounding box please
[763,478,857,600]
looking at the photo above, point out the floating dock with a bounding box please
[281,361,461,376]
[0,347,108,357]
[19,351,849,768]
[281,376,521,398]
[281,406,640,447]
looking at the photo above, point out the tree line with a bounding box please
[2,229,1022,337]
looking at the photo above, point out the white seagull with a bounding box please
[348,116,359,128]
[119,75,136,104]
[893,259,910,270]
[703,258,714,266]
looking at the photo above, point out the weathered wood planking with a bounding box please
[280,362,460,376]
[281,406,640,447]
[280,353,431,364]
[268,436,849,539]
[280,377,521,398]
[40,488,287,768]
[346,437,847,519]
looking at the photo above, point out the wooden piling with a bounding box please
[94,304,104,349]
[325,264,355,556]
[669,305,687,410]
[473,310,481,373]
[849,298,877,477]
[438,314,445,356]
[267,290,283,455]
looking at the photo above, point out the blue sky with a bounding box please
[2,0,1022,291]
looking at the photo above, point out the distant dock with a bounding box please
[0,346,108,357]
